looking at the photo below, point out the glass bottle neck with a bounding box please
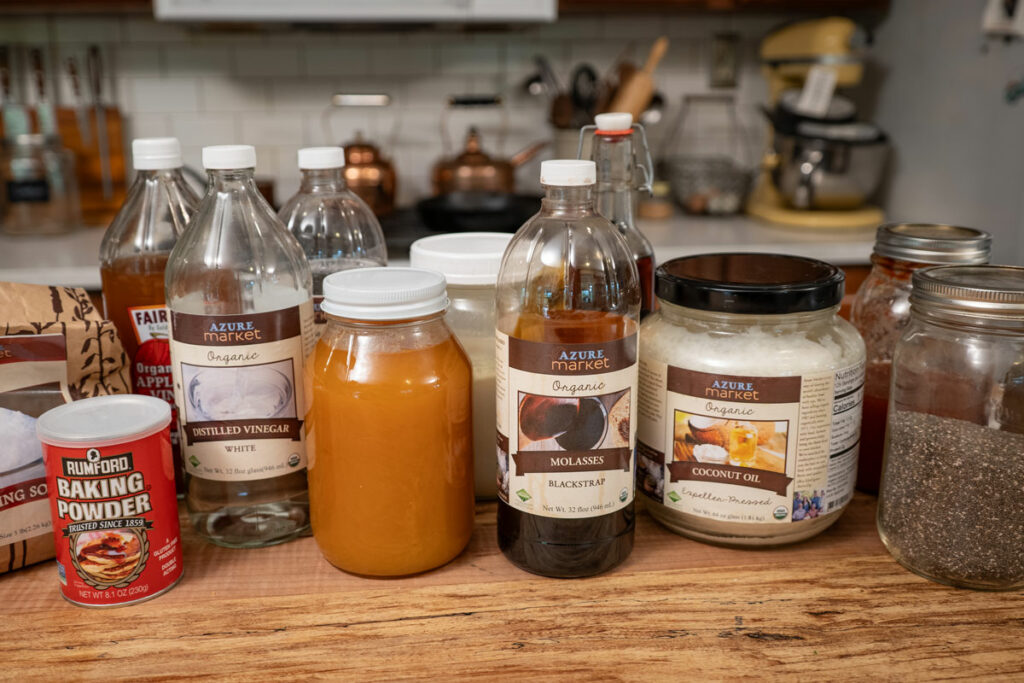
[134,167,185,184]
[300,167,347,192]
[206,168,259,193]
[592,134,636,229]
[541,185,595,214]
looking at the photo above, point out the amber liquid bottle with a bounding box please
[100,138,199,494]
[495,160,641,578]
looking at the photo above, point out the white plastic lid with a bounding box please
[595,112,633,132]
[133,137,182,170]
[203,144,256,170]
[36,395,172,448]
[540,159,596,186]
[409,232,512,286]
[321,267,448,321]
[298,146,345,170]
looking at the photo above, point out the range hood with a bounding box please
[153,0,557,22]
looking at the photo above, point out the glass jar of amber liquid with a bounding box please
[495,160,640,578]
[308,267,474,576]
[850,223,990,493]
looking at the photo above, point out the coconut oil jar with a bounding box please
[637,253,865,547]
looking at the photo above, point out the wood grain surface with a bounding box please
[1,494,1021,680]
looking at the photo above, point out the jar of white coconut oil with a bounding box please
[636,253,865,547]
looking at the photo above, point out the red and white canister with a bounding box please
[36,395,183,607]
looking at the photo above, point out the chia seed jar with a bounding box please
[878,265,1024,590]
[637,254,865,547]
[849,223,990,493]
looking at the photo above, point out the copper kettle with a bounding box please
[432,127,546,195]
[342,132,396,218]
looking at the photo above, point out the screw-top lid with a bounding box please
[203,144,256,170]
[874,223,991,265]
[409,232,512,286]
[133,137,182,170]
[321,267,448,321]
[36,395,172,449]
[655,253,845,314]
[595,112,633,133]
[911,265,1024,319]
[540,159,596,186]
[298,146,345,170]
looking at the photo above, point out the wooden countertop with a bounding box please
[2,494,1022,679]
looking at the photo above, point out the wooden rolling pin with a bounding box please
[607,36,669,121]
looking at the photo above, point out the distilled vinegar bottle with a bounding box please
[100,137,199,494]
[166,145,316,548]
[495,160,641,577]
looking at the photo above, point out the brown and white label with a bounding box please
[168,302,315,482]
[495,331,638,519]
[636,359,863,524]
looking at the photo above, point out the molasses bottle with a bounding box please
[495,159,641,578]
[100,137,199,495]
[166,145,315,548]
[587,112,656,318]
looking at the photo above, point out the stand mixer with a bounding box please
[747,17,887,229]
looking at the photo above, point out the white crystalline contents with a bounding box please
[0,407,44,473]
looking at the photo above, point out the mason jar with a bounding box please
[878,265,1024,590]
[410,232,511,498]
[638,253,865,547]
[850,223,990,493]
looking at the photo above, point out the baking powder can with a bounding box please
[36,395,183,607]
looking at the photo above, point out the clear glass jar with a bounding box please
[850,223,990,493]
[166,145,315,549]
[278,147,387,323]
[0,134,80,235]
[308,267,474,576]
[410,232,511,499]
[638,254,865,547]
[878,265,1024,591]
[495,160,640,578]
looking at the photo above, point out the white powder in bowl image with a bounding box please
[184,361,296,422]
[0,407,46,488]
[693,444,729,464]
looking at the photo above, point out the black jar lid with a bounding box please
[655,253,845,315]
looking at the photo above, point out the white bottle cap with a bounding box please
[203,144,257,170]
[298,146,345,170]
[410,232,513,286]
[595,112,633,132]
[321,267,448,321]
[540,159,596,186]
[133,137,183,170]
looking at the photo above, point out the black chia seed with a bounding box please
[878,410,1024,589]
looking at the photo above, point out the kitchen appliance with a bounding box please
[433,96,546,195]
[416,192,540,233]
[747,17,887,229]
[322,94,397,218]
[154,0,555,22]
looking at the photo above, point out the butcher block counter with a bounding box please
[2,494,1022,679]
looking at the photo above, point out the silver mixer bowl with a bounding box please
[771,128,889,210]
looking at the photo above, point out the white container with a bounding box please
[410,232,511,498]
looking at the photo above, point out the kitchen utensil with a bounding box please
[550,93,574,129]
[607,36,668,122]
[416,192,541,233]
[769,120,888,210]
[321,93,398,217]
[29,49,56,137]
[65,57,91,145]
[533,55,563,95]
[434,95,546,195]
[569,64,599,127]
[0,48,30,139]
[86,46,112,201]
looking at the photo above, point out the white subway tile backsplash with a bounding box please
[304,45,371,77]
[128,77,200,113]
[199,77,270,112]
[165,45,232,76]
[123,18,192,44]
[53,17,123,44]
[170,113,239,148]
[371,45,436,76]
[233,46,301,78]
[114,45,164,79]
[125,113,172,140]
[240,112,305,147]
[439,43,502,76]
[0,18,50,44]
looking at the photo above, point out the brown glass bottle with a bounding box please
[495,160,640,578]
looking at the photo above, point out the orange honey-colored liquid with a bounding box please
[308,321,474,576]
[101,253,170,361]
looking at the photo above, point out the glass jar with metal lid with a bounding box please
[849,223,991,493]
[637,253,865,547]
[878,265,1024,590]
